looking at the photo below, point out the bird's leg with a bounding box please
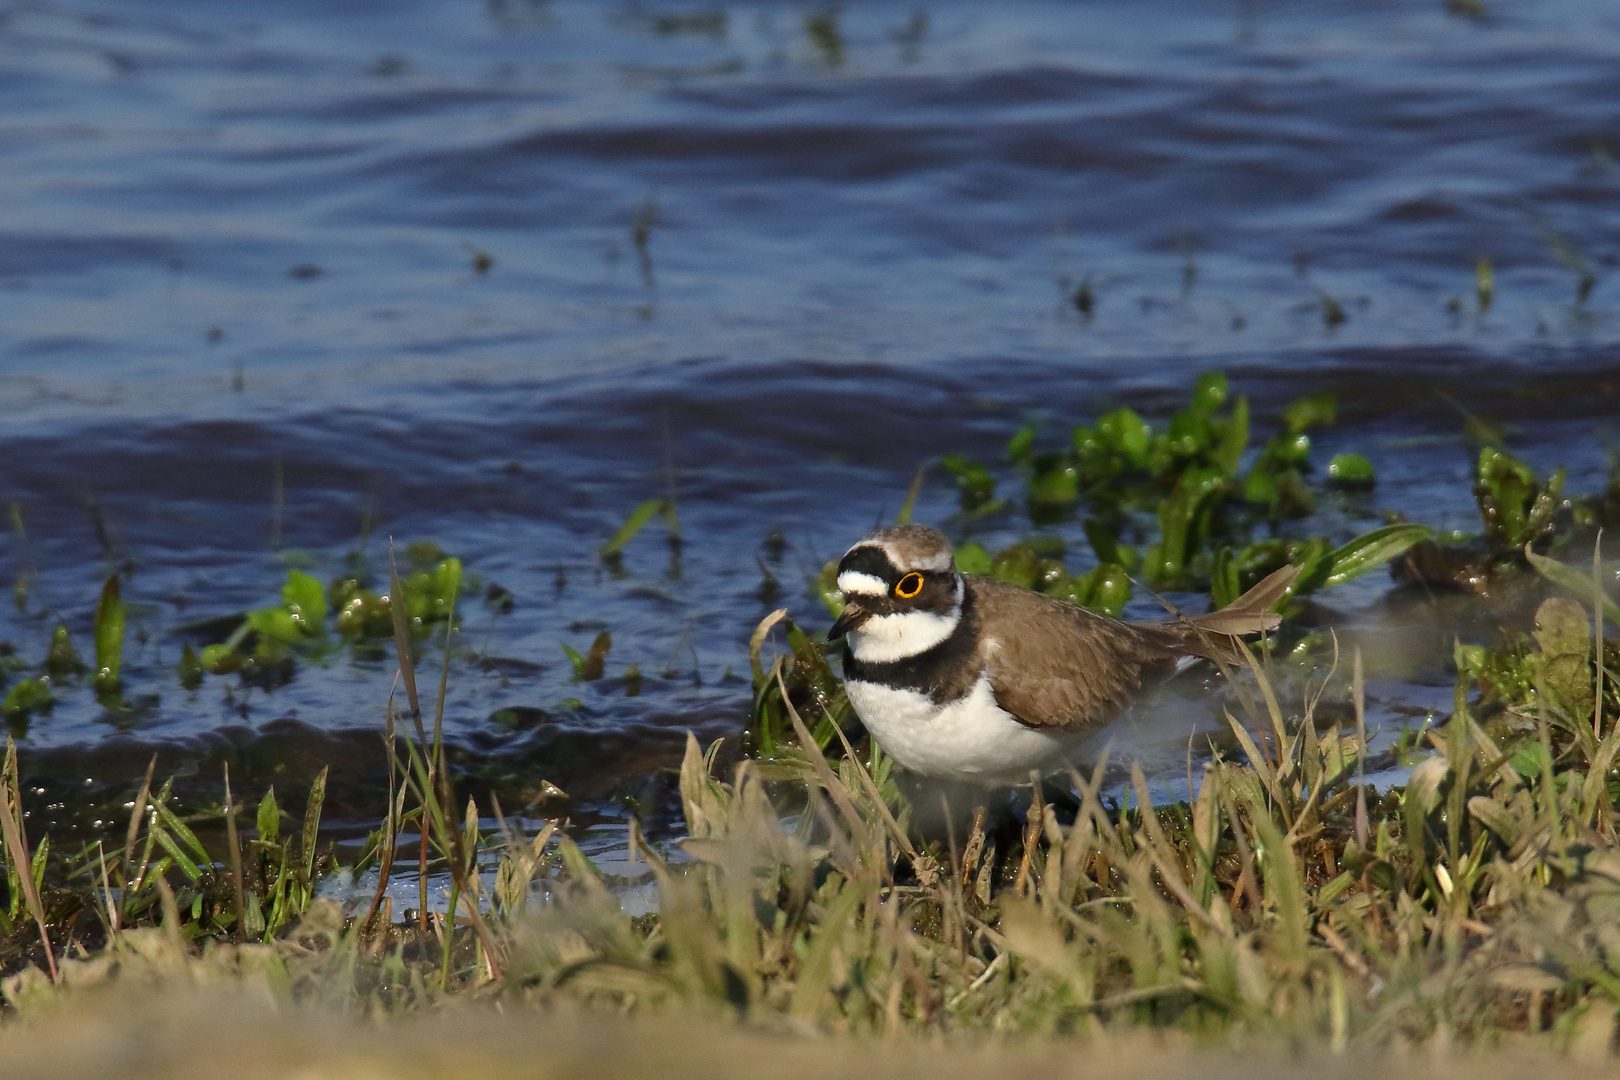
[959,803,988,892]
[1013,782,1048,897]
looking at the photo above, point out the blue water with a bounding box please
[2,0,1618,845]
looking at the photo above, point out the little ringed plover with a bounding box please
[828,524,1297,787]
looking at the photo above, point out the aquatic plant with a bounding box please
[1395,443,1620,596]
[841,372,1433,627]
[174,544,463,683]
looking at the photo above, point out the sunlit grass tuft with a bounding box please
[4,568,1620,1058]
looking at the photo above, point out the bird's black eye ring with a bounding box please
[894,572,924,599]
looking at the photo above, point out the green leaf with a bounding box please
[1211,546,1240,610]
[151,824,202,882]
[953,542,992,575]
[432,557,463,618]
[1210,396,1249,477]
[405,540,444,568]
[400,571,433,621]
[1042,571,1089,607]
[1082,519,1123,566]
[1282,391,1335,432]
[1006,424,1037,463]
[1526,547,1620,626]
[562,632,611,681]
[814,560,843,615]
[1243,464,1279,506]
[1475,447,1560,549]
[177,644,204,690]
[1085,563,1131,618]
[560,642,587,679]
[256,787,281,845]
[1165,412,1209,459]
[92,575,124,692]
[153,800,211,867]
[1269,430,1312,467]
[1290,537,1335,590]
[939,455,996,512]
[1096,408,1151,463]
[199,643,243,675]
[1,677,54,719]
[1510,741,1552,780]
[990,544,1041,590]
[44,625,84,678]
[1326,452,1376,488]
[1188,371,1228,419]
[1151,467,1228,582]
[302,765,328,881]
[598,499,665,559]
[1028,461,1079,505]
[1320,524,1436,588]
[246,606,303,646]
[282,569,328,628]
[1072,425,1101,458]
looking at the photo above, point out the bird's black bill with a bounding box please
[827,604,870,640]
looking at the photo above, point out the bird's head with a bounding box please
[829,524,964,662]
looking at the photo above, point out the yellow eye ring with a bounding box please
[894,572,925,599]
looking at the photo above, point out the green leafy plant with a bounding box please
[1476,446,1565,550]
[1393,443,1620,595]
[877,371,1427,617]
[185,548,465,682]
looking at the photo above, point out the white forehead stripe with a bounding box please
[837,571,889,597]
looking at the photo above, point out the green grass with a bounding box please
[4,373,1620,1060]
[4,583,1620,1055]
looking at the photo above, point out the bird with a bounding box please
[827,524,1298,787]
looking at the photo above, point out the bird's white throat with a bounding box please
[847,607,960,663]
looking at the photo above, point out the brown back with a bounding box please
[975,564,1297,732]
[969,576,1180,732]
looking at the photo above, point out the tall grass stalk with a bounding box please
[1,739,55,981]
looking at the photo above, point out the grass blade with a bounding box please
[598,498,665,559]
[301,765,329,886]
[1321,524,1435,588]
[896,465,926,525]
[2,738,56,980]
[1527,545,1620,625]
[224,763,246,941]
[387,539,427,746]
[122,754,157,888]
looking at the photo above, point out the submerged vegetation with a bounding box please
[4,371,1620,1057]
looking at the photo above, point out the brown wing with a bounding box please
[966,576,1180,733]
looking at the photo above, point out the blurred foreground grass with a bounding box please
[8,991,1618,1080]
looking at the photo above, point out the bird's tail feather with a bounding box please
[1142,564,1299,665]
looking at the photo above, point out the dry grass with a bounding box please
[4,583,1620,1065]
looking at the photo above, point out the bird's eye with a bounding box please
[894,573,924,599]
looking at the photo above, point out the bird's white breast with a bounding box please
[845,675,1083,786]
